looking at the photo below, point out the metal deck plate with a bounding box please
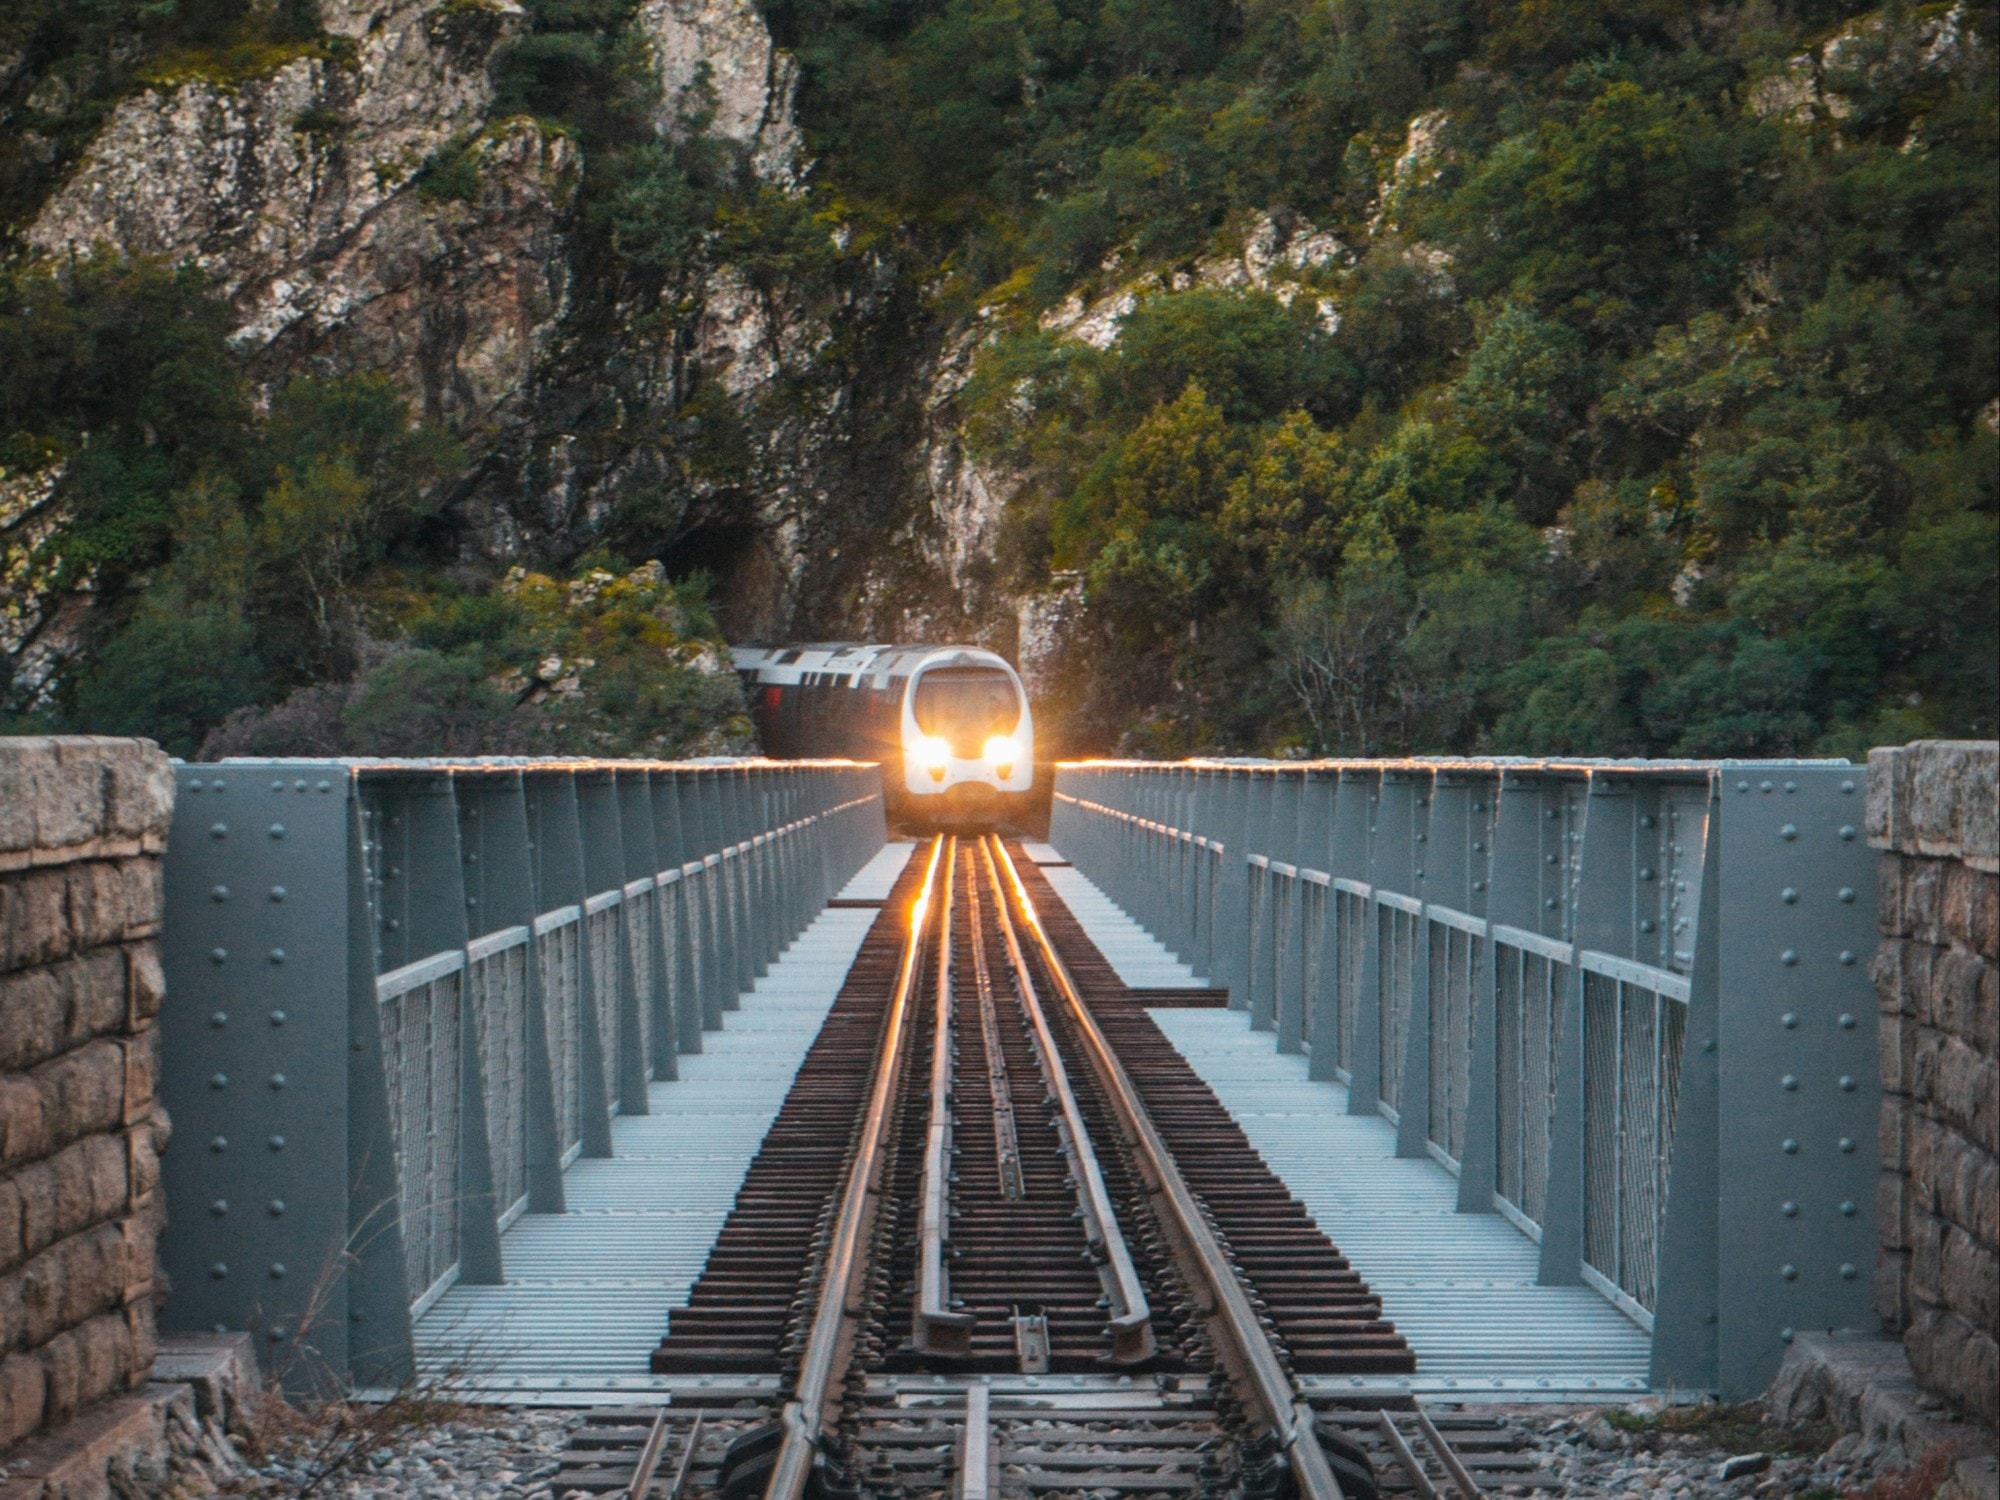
[1045,863,1655,1403]
[413,850,910,1402]
[1036,865,1209,989]
[842,840,918,900]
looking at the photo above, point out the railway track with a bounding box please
[562,836,1533,1500]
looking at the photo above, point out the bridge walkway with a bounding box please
[1021,845,1654,1402]
[409,841,917,1403]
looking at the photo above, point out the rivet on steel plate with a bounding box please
[1785,781,1797,793]
[1839,886,1857,903]
[1839,1013,1857,1029]
[1782,949,1799,966]
[211,947,227,964]
[271,780,285,792]
[190,780,204,792]
[1473,880,1485,892]
[211,1199,228,1217]
[270,1009,286,1025]
[270,1264,286,1280]
[1840,950,1857,966]
[1781,824,1798,840]
[211,823,228,839]
[210,1073,227,1090]
[1762,780,1775,792]
[1781,1201,1797,1217]
[210,1263,228,1280]
[1782,888,1798,904]
[268,1200,285,1217]
[317,780,331,792]
[1640,919,1654,933]
[270,1074,286,1090]
[211,884,230,902]
[1781,1265,1799,1281]
[1782,1328,1795,1342]
[1840,825,1856,840]
[269,823,285,839]
[269,886,286,902]
[269,949,285,964]
[1783,1139,1799,1154]
[1545,897,1558,909]
[210,1012,228,1028]
[1840,1201,1856,1216]
[209,1136,227,1153]
[1737,781,1750,793]
[269,1135,286,1151]
[1840,1264,1857,1280]
[1839,1137,1856,1153]
[294,779,307,791]
[1839,1075,1856,1091]
[269,1329,285,1343]
[1782,1075,1799,1091]
[1640,867,1653,880]
[1841,779,1855,793]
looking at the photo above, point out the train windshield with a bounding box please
[912,667,1020,755]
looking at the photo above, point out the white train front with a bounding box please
[732,643,1035,828]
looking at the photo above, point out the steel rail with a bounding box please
[985,836,1348,1500]
[916,839,976,1355]
[766,835,947,1500]
[977,838,1155,1364]
[967,876,1026,1199]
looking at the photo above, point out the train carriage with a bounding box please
[733,642,1034,829]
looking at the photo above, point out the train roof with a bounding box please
[731,642,1020,686]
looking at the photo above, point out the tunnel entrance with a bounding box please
[663,519,783,639]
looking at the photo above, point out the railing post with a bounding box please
[1304,767,1342,1082]
[644,768,686,1078]
[694,768,729,1027]
[1345,768,1385,1115]
[1534,771,1592,1287]
[1444,770,1501,1213]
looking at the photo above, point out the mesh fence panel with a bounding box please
[1334,890,1366,1079]
[1427,923,1480,1168]
[378,969,463,1309]
[625,889,655,1072]
[538,918,583,1156]
[587,905,623,1114]
[1378,906,1418,1115]
[1580,968,1689,1316]
[1300,885,1325,1046]
[1583,972,1621,1280]
[1618,980,1661,1309]
[1498,950,1567,1226]
[470,940,530,1221]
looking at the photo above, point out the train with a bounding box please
[732,643,1035,829]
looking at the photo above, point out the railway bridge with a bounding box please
[1,741,1993,1500]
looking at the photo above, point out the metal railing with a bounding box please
[157,757,887,1392]
[1050,756,1882,1398]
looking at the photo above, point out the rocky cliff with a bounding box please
[4,0,965,714]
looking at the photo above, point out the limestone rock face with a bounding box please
[25,0,569,434]
[637,0,799,176]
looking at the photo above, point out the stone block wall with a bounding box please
[1869,740,1999,1430]
[0,738,174,1452]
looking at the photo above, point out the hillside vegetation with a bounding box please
[778,0,1997,756]
[1,0,1994,759]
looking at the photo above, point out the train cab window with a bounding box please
[913,668,1020,757]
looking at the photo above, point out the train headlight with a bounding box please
[915,736,952,770]
[983,736,1019,774]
